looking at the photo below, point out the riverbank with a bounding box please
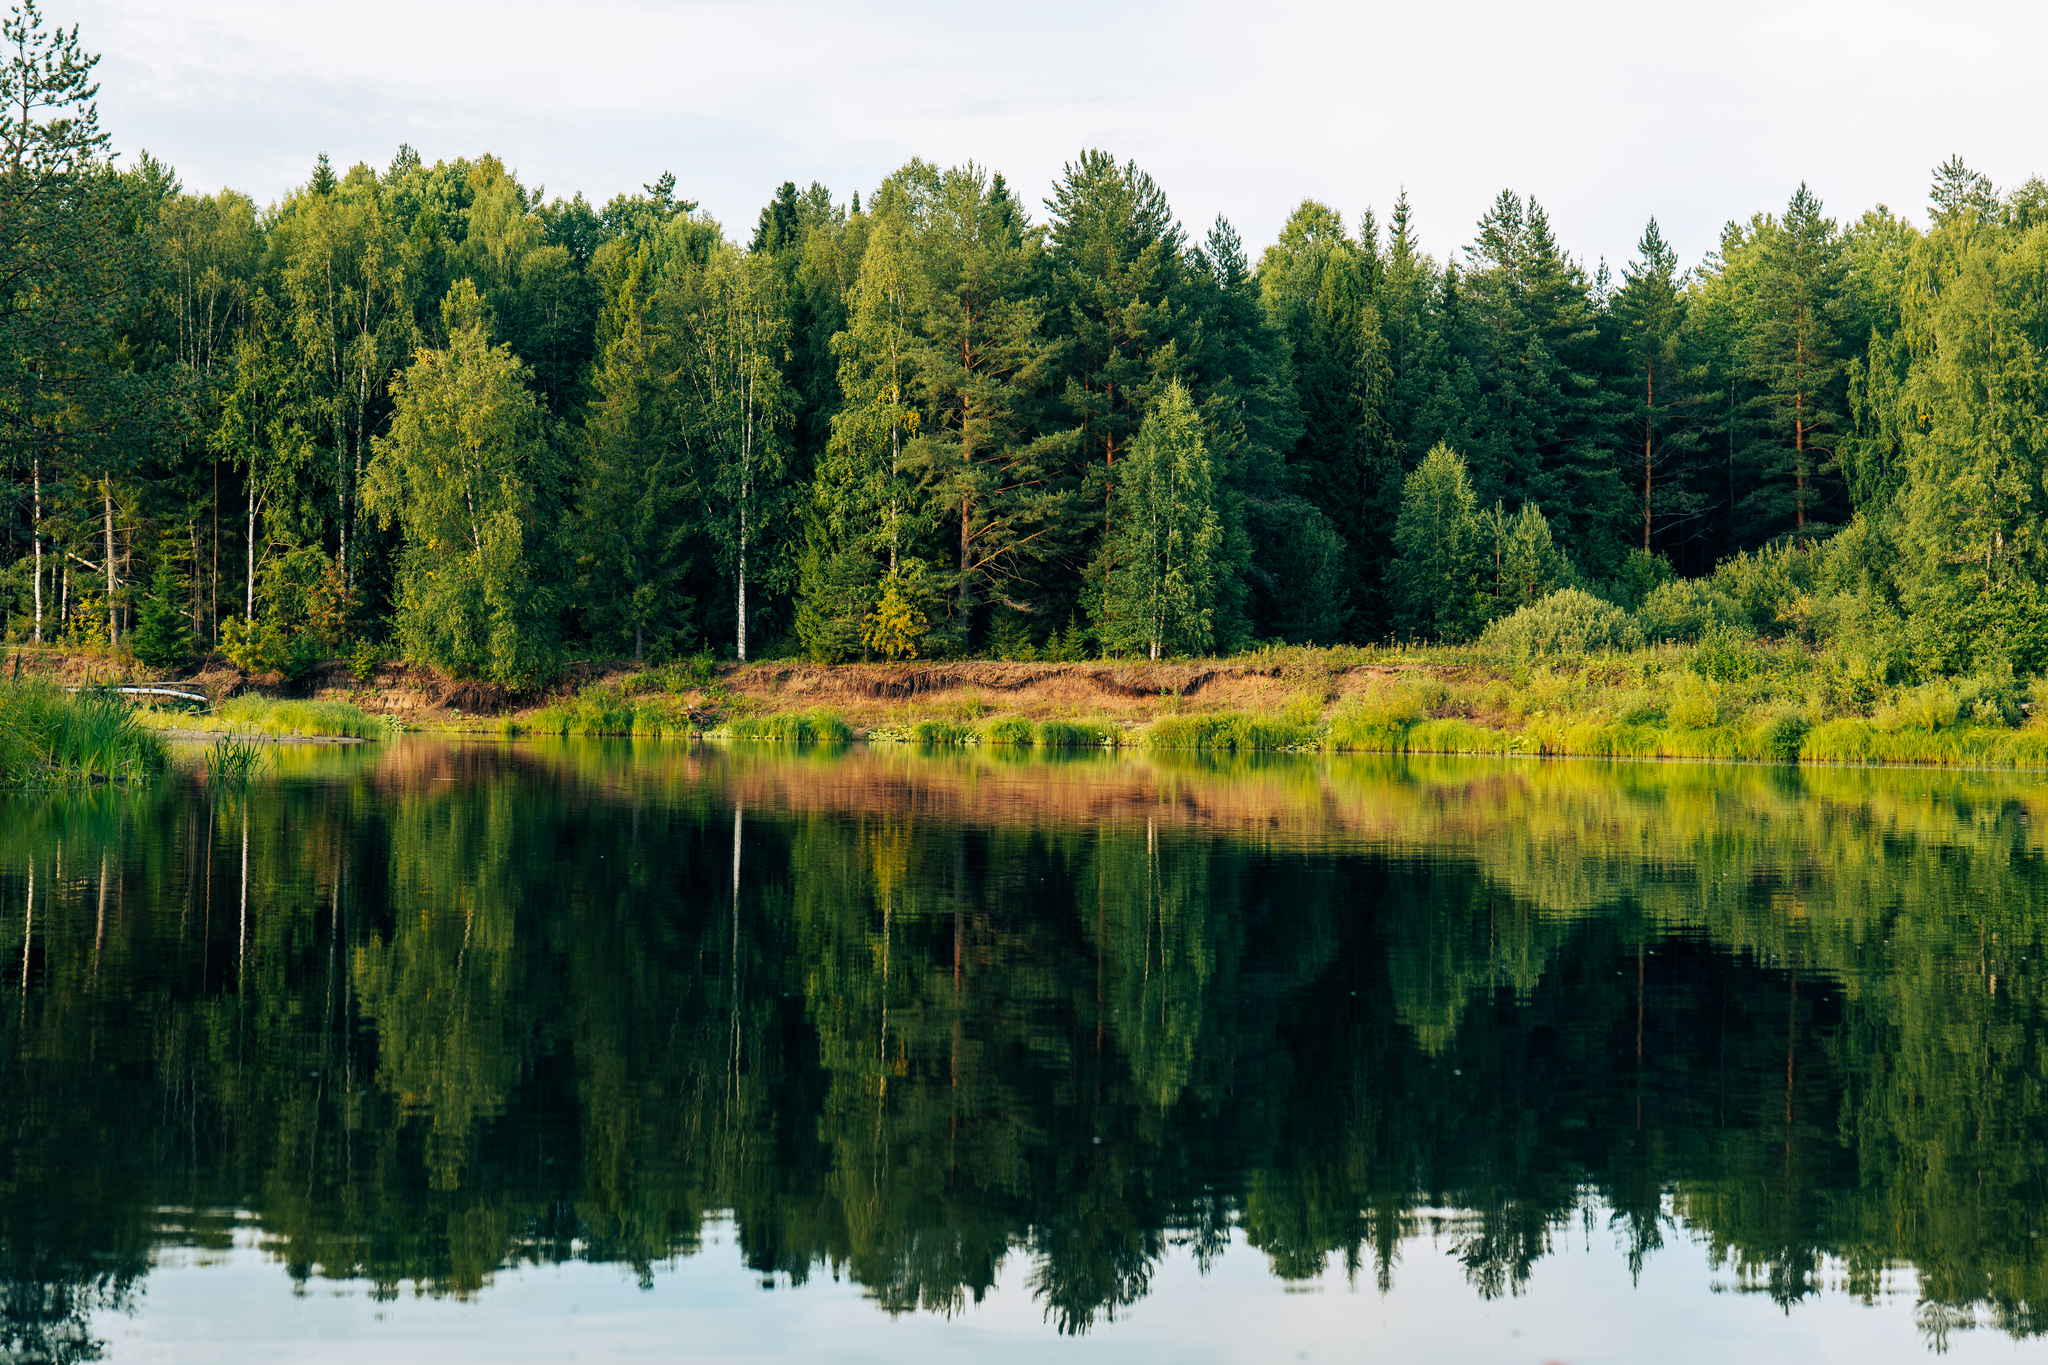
[9,642,2048,766]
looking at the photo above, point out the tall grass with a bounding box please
[0,683,168,785]
[208,695,390,738]
[1142,712,1321,751]
[526,685,696,737]
[1035,719,1120,748]
[720,709,853,743]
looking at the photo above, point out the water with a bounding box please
[3,739,2045,1362]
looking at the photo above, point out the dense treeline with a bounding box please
[3,748,2045,1347]
[6,5,2047,683]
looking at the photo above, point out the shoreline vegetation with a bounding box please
[510,638,2048,769]
[10,628,2048,772]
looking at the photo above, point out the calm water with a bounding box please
[3,740,2046,1363]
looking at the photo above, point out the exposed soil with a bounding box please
[1,646,1452,734]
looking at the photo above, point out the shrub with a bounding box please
[1874,674,2025,732]
[1759,712,1810,762]
[1690,625,1762,682]
[1666,675,1722,730]
[1636,579,1744,644]
[1481,588,1643,656]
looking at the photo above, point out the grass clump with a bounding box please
[0,683,168,785]
[1036,719,1119,748]
[721,709,852,743]
[1143,711,1320,751]
[209,695,390,738]
[528,682,696,737]
[908,718,980,744]
[983,716,1035,746]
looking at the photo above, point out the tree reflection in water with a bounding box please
[1,741,2044,1346]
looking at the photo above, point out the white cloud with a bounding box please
[65,0,2048,270]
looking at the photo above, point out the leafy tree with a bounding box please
[1098,380,1219,657]
[362,281,561,683]
[1391,444,1483,639]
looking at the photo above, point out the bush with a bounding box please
[1481,588,1643,656]
[1873,674,2025,732]
[1690,625,1763,683]
[1759,711,1810,762]
[1636,579,1744,644]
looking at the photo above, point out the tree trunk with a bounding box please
[31,451,42,644]
[1643,366,1654,553]
[103,480,118,647]
[246,477,257,622]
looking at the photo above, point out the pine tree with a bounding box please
[1605,219,1703,557]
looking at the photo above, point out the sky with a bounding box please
[57,0,2048,274]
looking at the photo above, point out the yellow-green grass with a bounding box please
[0,682,168,784]
[206,695,390,739]
[718,709,853,743]
[523,686,696,737]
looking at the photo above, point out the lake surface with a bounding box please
[4,740,2046,1363]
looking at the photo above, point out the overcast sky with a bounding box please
[61,0,2048,274]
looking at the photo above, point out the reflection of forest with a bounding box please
[2,741,2044,1349]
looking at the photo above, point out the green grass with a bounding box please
[1142,712,1321,751]
[1035,719,1121,748]
[0,683,168,785]
[982,716,1036,746]
[720,709,853,743]
[207,695,391,738]
[525,684,697,737]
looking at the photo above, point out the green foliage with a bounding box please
[1635,578,1744,642]
[1480,588,1643,657]
[860,567,934,660]
[0,683,167,785]
[210,695,389,738]
[1099,381,1223,659]
[1392,446,1483,640]
[1142,711,1320,751]
[364,281,564,686]
[982,716,1034,745]
[130,558,191,669]
[721,708,851,742]
[1035,718,1118,748]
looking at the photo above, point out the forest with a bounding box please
[6,3,2048,686]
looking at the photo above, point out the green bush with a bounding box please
[1480,588,1643,656]
[1759,712,1811,762]
[1636,579,1744,644]
[1690,625,1763,682]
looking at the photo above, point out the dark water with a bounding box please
[3,739,2046,1363]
